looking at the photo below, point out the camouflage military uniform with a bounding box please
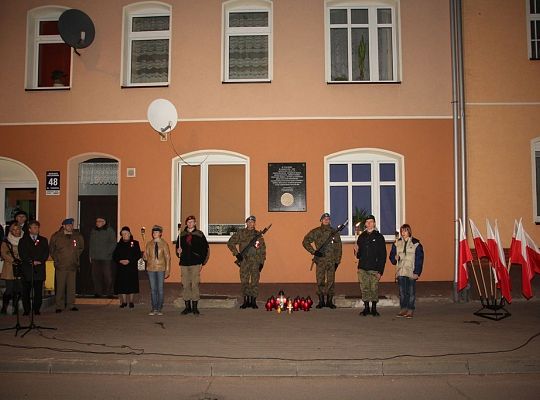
[302,225,342,297]
[227,228,266,298]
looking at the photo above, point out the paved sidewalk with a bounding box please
[0,285,539,377]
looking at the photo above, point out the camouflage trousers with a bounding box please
[239,261,261,297]
[358,269,379,302]
[316,261,336,296]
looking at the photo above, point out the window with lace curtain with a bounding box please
[223,0,272,82]
[122,2,171,86]
[26,6,72,89]
[325,0,399,83]
[528,0,540,60]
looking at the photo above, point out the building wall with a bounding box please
[0,0,452,122]
[0,118,454,282]
[463,0,540,242]
[0,0,455,283]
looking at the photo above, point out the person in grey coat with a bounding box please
[89,217,116,297]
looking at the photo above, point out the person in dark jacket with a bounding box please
[355,214,387,317]
[113,226,141,309]
[176,216,209,315]
[49,218,84,313]
[18,220,49,315]
[389,224,424,318]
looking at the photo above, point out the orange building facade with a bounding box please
[1,0,480,287]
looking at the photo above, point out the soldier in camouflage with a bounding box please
[227,216,266,309]
[302,213,342,309]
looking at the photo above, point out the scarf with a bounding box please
[7,233,22,246]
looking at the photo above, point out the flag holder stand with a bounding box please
[474,298,511,321]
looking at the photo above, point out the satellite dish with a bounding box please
[58,9,95,55]
[147,99,178,137]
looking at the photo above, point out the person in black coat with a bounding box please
[113,226,141,308]
[354,214,387,317]
[18,220,49,315]
[176,216,209,315]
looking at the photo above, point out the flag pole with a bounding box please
[487,260,494,301]
[475,254,488,302]
[467,260,483,299]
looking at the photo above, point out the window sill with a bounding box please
[327,81,401,85]
[222,80,272,84]
[25,87,71,91]
[342,236,397,244]
[121,84,169,89]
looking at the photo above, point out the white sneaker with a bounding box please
[148,310,156,316]
[156,310,163,316]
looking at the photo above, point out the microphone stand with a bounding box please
[20,257,56,337]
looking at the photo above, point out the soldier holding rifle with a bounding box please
[227,216,268,309]
[302,213,344,309]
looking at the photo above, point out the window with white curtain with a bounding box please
[528,0,540,59]
[325,149,403,241]
[325,0,399,82]
[173,151,250,242]
[122,2,171,86]
[26,6,72,89]
[223,0,272,82]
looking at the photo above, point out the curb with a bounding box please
[1,358,539,376]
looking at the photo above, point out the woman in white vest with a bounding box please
[389,224,424,319]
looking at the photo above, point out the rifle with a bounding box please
[234,224,272,267]
[310,220,348,271]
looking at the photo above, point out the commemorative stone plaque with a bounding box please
[268,163,306,212]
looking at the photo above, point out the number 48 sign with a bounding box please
[46,171,60,196]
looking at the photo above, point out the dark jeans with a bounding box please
[22,279,44,313]
[398,276,416,310]
[92,260,115,296]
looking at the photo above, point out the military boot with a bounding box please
[192,301,200,315]
[326,295,336,309]
[251,296,258,309]
[371,301,380,317]
[181,300,192,315]
[360,301,370,316]
[240,296,250,309]
[316,295,325,309]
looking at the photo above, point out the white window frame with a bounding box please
[122,2,172,87]
[324,0,400,83]
[222,0,273,82]
[25,6,72,90]
[172,150,250,243]
[527,0,540,60]
[324,148,404,242]
[531,138,540,223]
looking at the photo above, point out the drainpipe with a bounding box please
[450,0,461,302]
[457,0,468,235]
